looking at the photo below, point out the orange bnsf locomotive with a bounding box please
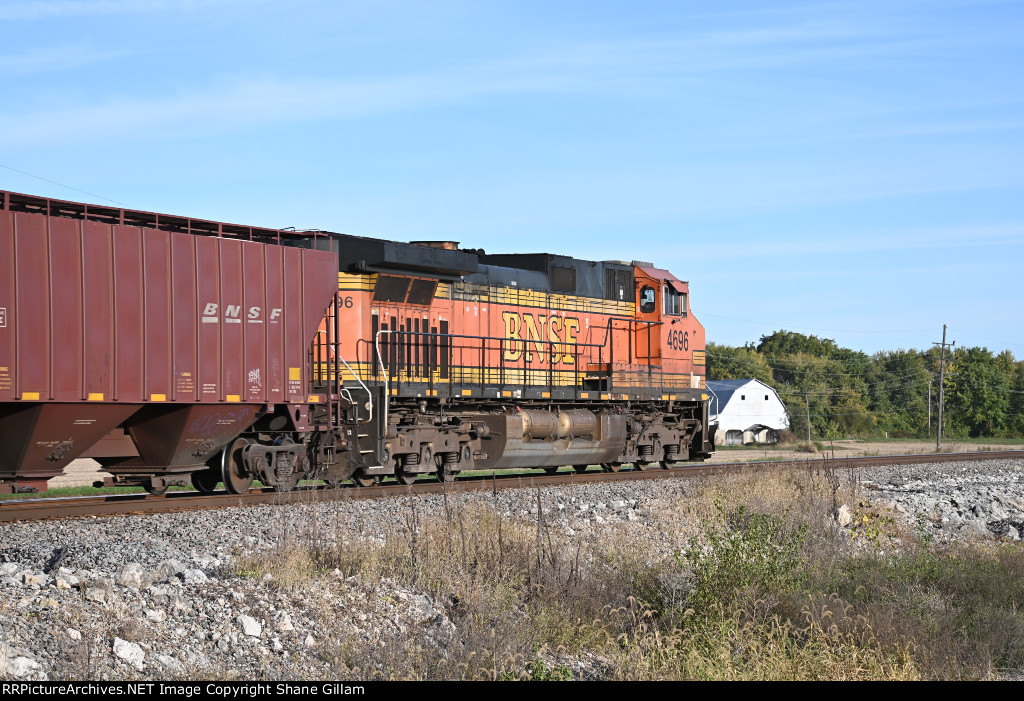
[304,236,715,486]
[0,190,713,494]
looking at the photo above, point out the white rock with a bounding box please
[116,563,146,588]
[0,563,20,576]
[22,571,48,588]
[157,655,183,673]
[0,642,47,680]
[277,613,295,632]
[145,608,166,623]
[7,656,46,680]
[84,587,107,604]
[150,559,185,583]
[182,569,208,584]
[112,638,145,670]
[304,634,316,648]
[67,628,82,641]
[237,614,262,637]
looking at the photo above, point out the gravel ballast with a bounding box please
[1,457,1022,681]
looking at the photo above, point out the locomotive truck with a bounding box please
[0,190,714,494]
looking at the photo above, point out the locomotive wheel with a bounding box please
[191,469,220,494]
[222,438,253,494]
[601,463,622,473]
[543,467,559,475]
[572,465,589,474]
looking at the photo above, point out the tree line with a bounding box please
[706,330,1024,440]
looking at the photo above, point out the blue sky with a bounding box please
[2,0,1022,358]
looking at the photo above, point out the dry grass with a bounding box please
[227,462,1024,680]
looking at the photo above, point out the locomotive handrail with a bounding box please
[598,316,663,374]
[314,329,374,425]
[374,329,395,435]
[337,356,374,424]
[372,327,610,399]
[368,322,696,402]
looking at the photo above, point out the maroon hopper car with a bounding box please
[0,191,337,493]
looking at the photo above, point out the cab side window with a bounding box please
[639,285,656,314]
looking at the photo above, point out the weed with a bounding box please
[683,500,808,614]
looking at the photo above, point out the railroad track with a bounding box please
[2,450,1021,523]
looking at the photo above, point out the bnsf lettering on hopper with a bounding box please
[0,190,714,494]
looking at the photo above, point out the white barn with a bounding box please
[706,379,790,446]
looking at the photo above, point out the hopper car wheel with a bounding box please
[222,438,253,494]
[395,466,417,486]
[659,460,674,470]
[436,454,460,483]
[543,467,559,475]
[601,463,622,473]
[572,465,589,474]
[352,474,379,487]
[144,483,168,496]
[633,462,649,472]
[325,479,344,489]
[192,469,220,494]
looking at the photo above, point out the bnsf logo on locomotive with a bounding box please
[201,303,283,324]
[502,311,580,363]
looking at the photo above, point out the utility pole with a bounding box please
[933,325,954,451]
[805,393,811,444]
[928,379,932,436]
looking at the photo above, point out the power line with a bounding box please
[0,164,125,206]
[700,313,933,335]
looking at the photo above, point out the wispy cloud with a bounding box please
[0,44,131,75]
[0,63,589,146]
[656,223,1024,262]
[0,0,252,21]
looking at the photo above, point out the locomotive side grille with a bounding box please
[439,320,450,379]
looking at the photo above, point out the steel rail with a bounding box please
[1,450,1021,523]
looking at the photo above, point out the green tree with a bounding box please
[945,347,1010,437]
[865,350,931,437]
[706,342,774,384]
[756,330,841,358]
